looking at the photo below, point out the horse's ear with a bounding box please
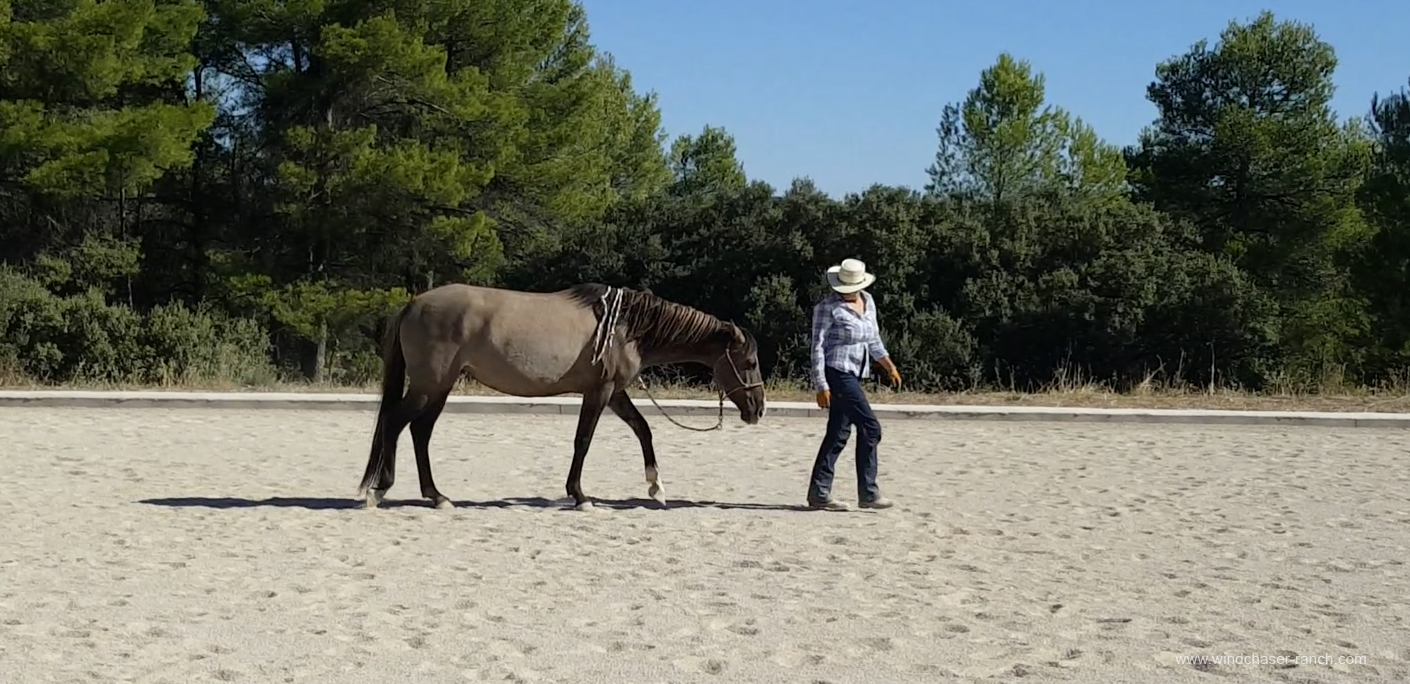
[729,322,745,346]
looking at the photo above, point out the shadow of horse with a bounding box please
[136,496,814,512]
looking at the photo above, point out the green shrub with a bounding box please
[0,268,277,385]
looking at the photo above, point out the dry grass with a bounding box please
[4,372,1409,413]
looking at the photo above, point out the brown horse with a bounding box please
[356,282,767,510]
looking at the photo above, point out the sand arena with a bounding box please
[1,407,1407,683]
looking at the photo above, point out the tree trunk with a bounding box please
[312,318,327,383]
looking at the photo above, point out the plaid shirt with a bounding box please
[809,291,890,392]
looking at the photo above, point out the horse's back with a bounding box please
[400,283,602,393]
[405,283,584,333]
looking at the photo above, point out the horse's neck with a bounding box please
[590,286,720,368]
[635,301,726,367]
[638,343,721,368]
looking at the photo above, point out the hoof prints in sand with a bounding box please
[0,409,1407,682]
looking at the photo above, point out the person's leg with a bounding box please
[807,367,853,505]
[829,369,889,506]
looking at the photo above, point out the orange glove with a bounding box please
[877,357,902,387]
[815,390,830,409]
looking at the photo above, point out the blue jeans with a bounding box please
[808,366,883,502]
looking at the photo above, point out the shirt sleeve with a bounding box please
[866,293,890,362]
[809,300,831,392]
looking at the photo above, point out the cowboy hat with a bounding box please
[825,258,876,294]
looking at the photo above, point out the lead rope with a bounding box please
[637,377,725,432]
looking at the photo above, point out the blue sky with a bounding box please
[578,0,1410,197]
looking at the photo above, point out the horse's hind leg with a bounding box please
[410,388,453,509]
[365,394,430,508]
[607,390,664,505]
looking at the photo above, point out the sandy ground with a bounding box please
[1,408,1408,683]
[14,380,1410,413]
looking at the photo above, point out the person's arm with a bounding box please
[866,293,890,362]
[809,300,832,393]
[866,294,900,383]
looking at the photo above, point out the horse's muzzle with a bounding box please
[726,385,765,425]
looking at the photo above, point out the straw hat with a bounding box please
[825,258,876,294]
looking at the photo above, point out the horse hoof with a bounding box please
[574,500,597,512]
[434,498,455,510]
[647,482,666,504]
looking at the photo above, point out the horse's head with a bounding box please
[713,323,766,424]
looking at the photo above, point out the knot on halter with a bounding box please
[590,286,625,367]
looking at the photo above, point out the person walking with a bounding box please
[806,258,901,511]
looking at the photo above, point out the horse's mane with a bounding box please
[566,283,756,355]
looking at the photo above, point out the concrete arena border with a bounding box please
[1,390,1408,428]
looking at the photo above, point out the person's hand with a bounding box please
[815,390,830,409]
[877,357,902,387]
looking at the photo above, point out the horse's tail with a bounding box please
[357,302,411,498]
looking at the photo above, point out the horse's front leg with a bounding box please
[566,385,613,510]
[607,389,664,505]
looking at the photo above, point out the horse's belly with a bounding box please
[463,336,587,397]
